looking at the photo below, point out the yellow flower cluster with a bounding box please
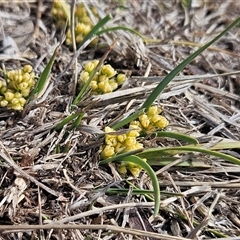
[101,126,144,177]
[0,65,35,110]
[51,0,70,27]
[80,60,127,95]
[52,1,98,47]
[100,106,169,177]
[130,106,169,133]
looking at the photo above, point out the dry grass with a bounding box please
[1,1,240,239]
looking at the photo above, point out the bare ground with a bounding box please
[1,1,240,239]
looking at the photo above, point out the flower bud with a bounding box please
[0,100,8,107]
[139,114,150,129]
[116,73,126,85]
[4,91,14,101]
[23,65,33,73]
[100,145,115,159]
[100,65,116,78]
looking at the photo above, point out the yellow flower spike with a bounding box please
[100,145,115,159]
[155,116,169,129]
[23,65,33,73]
[139,114,150,129]
[116,73,126,85]
[80,71,89,82]
[100,65,116,78]
[4,91,14,101]
[0,100,8,107]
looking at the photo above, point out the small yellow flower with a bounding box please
[11,103,22,110]
[23,65,33,73]
[4,92,14,101]
[126,130,140,138]
[116,73,126,85]
[85,61,96,73]
[117,164,127,174]
[100,65,116,78]
[75,23,85,34]
[147,106,162,116]
[90,80,98,90]
[21,89,30,97]
[139,114,150,129]
[125,137,137,147]
[80,71,89,82]
[117,134,126,143]
[155,116,169,129]
[0,100,8,107]
[109,79,118,91]
[129,121,142,132]
[100,145,115,159]
[150,114,162,124]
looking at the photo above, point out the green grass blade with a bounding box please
[29,46,59,100]
[55,111,83,131]
[77,14,112,49]
[96,26,145,40]
[99,149,144,165]
[111,109,145,129]
[138,146,240,166]
[141,16,240,110]
[101,154,160,216]
[68,113,84,131]
[147,157,211,168]
[121,155,160,216]
[155,131,198,145]
[105,188,183,197]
